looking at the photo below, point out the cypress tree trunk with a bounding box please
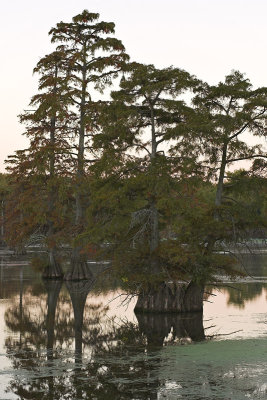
[150,202,159,254]
[203,141,228,256]
[149,102,160,273]
[134,281,204,313]
[43,65,63,279]
[65,52,89,281]
[215,142,228,211]
[43,247,63,279]
[64,247,93,281]
[1,199,4,242]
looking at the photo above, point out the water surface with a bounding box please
[0,253,267,399]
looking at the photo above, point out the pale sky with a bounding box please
[1,0,267,172]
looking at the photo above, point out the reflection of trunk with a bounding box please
[66,280,93,364]
[136,310,205,346]
[134,281,203,313]
[66,280,93,400]
[19,266,23,348]
[44,280,62,400]
[44,280,62,359]
[181,312,205,341]
[136,312,171,347]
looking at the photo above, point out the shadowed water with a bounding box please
[0,253,267,399]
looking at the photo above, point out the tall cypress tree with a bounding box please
[193,71,267,253]
[94,63,197,265]
[194,71,267,209]
[6,50,72,274]
[48,10,129,280]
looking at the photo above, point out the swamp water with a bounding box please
[0,253,267,399]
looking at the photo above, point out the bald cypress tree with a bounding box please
[49,10,129,280]
[86,63,208,312]
[93,63,196,263]
[194,71,267,208]
[193,71,267,253]
[6,49,72,276]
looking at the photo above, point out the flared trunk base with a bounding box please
[42,261,63,280]
[134,281,203,313]
[64,261,92,281]
[42,251,63,280]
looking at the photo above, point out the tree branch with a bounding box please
[226,154,267,163]
[228,108,266,141]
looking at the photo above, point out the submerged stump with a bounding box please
[134,281,204,313]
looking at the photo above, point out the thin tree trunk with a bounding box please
[43,247,63,279]
[149,103,160,271]
[66,47,91,280]
[43,65,63,279]
[75,50,87,227]
[65,246,93,280]
[1,199,4,241]
[203,141,228,257]
[150,202,159,254]
[215,142,228,209]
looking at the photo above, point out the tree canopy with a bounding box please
[3,9,267,312]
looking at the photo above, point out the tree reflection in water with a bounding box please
[3,273,267,399]
[136,312,205,347]
[4,277,207,399]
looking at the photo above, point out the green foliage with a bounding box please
[4,11,267,288]
[0,174,10,198]
[193,70,267,180]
